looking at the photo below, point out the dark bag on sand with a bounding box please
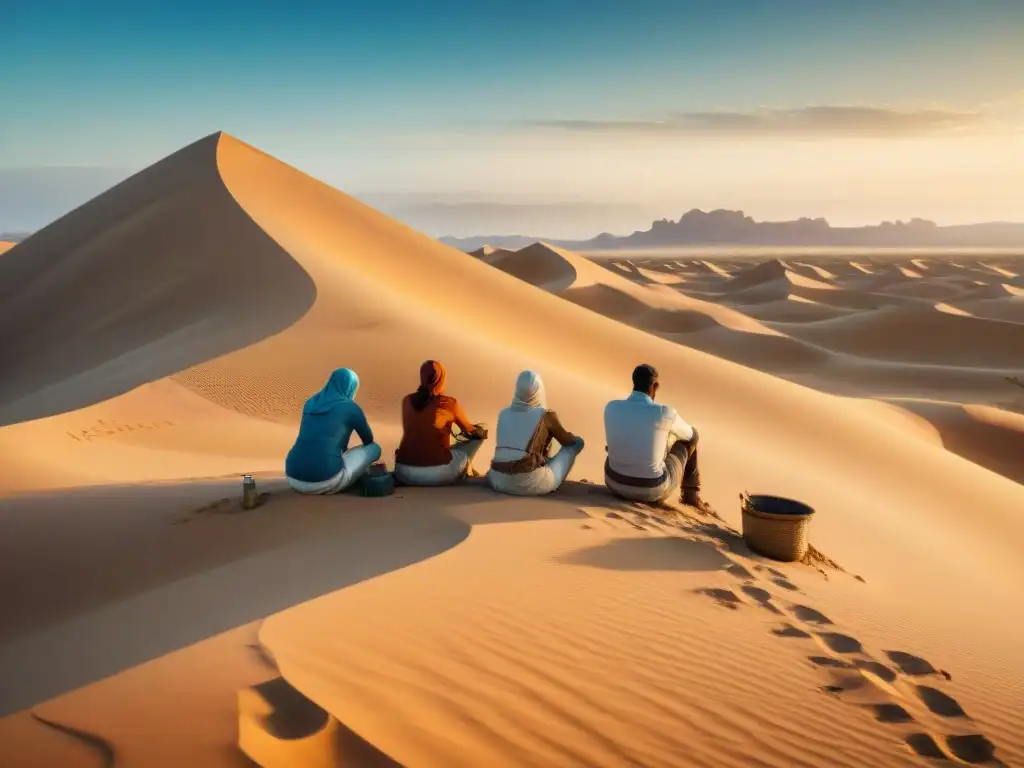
[360,462,395,497]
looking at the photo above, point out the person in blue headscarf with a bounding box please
[285,368,382,494]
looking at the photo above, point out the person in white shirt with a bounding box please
[603,363,702,507]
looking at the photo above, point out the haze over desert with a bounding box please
[4,1,1024,766]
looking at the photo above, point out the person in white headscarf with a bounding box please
[487,370,585,496]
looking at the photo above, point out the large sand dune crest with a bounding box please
[0,134,316,427]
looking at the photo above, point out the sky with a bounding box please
[2,0,1023,237]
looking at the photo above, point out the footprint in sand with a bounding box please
[866,702,915,724]
[739,585,783,614]
[853,659,898,683]
[945,734,998,764]
[697,587,742,610]
[906,732,997,764]
[771,577,800,592]
[906,732,947,760]
[725,562,755,581]
[815,632,863,654]
[809,655,850,670]
[772,623,811,639]
[752,564,802,592]
[885,650,952,680]
[699,561,999,764]
[915,685,969,719]
[791,605,832,625]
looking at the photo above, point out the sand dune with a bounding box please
[978,262,1018,279]
[723,257,791,290]
[468,244,516,264]
[783,306,1024,367]
[1,133,1023,767]
[0,136,316,427]
[0,241,14,255]
[484,242,779,337]
[948,296,1024,323]
[636,265,687,285]
[726,295,858,323]
[536,250,1024,483]
[882,399,1024,486]
[957,281,1024,301]
[484,241,609,291]
[793,262,837,281]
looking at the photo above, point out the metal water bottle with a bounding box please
[242,474,258,510]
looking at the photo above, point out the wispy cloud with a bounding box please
[526,105,992,138]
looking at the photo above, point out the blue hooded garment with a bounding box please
[285,368,375,482]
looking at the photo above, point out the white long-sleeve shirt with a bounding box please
[604,391,694,480]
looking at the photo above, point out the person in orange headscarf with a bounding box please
[394,360,488,485]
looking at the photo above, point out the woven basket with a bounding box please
[741,493,815,562]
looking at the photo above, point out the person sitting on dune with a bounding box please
[285,368,382,494]
[394,360,487,485]
[487,370,585,496]
[603,363,702,507]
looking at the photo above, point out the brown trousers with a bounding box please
[668,428,700,493]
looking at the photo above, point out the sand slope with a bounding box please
[1,134,1022,767]
[0,135,316,426]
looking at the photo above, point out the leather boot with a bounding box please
[682,486,702,507]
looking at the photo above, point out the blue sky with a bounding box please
[2,0,1023,234]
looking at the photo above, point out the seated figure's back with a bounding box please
[604,392,688,480]
[396,392,465,467]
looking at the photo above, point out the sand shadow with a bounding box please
[697,587,743,610]
[739,585,783,614]
[905,732,947,760]
[29,713,117,768]
[853,659,898,683]
[866,703,914,724]
[0,476,607,716]
[725,562,755,580]
[772,623,811,639]
[907,732,998,764]
[816,632,863,654]
[884,650,951,680]
[0,505,471,716]
[809,656,850,670]
[791,605,832,625]
[916,685,969,718]
[558,536,730,572]
[946,734,997,764]
[239,676,402,767]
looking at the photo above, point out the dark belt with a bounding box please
[491,452,546,474]
[604,459,667,488]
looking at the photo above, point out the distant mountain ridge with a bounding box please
[440,209,1024,251]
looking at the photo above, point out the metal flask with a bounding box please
[242,474,258,510]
